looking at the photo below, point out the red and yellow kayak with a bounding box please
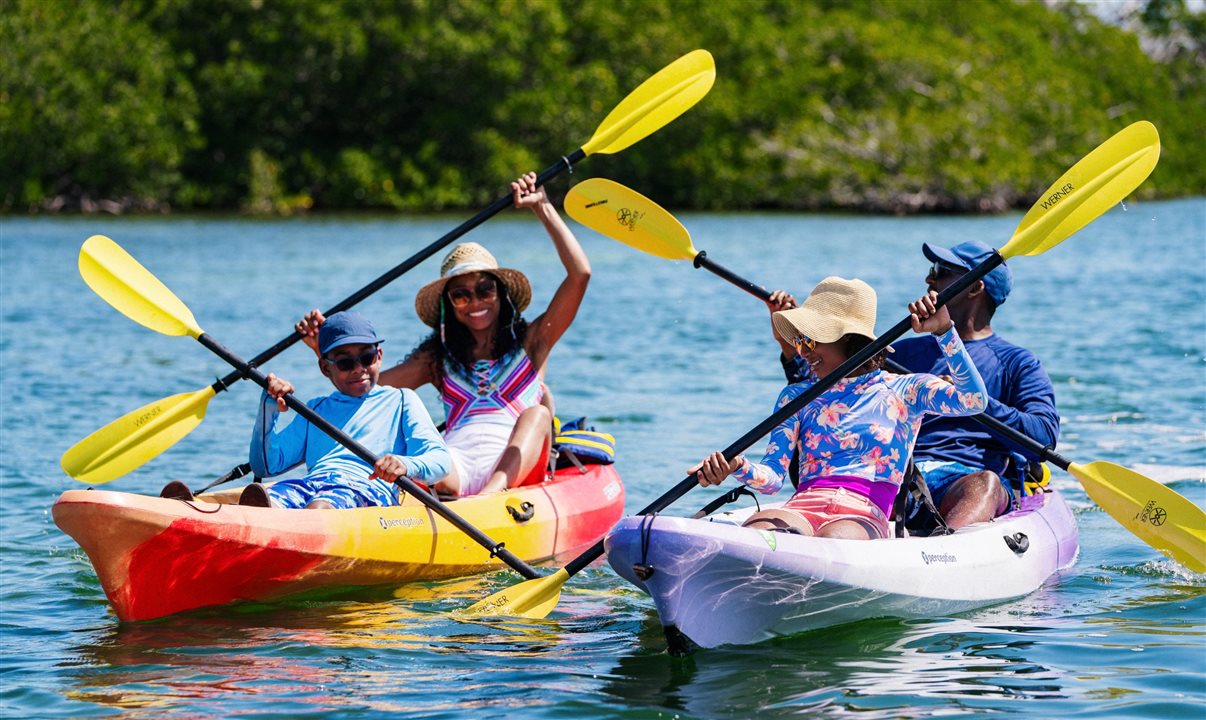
[54,464,624,621]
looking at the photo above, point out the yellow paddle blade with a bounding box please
[1069,461,1206,573]
[581,49,715,156]
[61,386,215,483]
[565,178,698,261]
[459,567,570,619]
[1000,121,1160,259]
[79,235,204,338]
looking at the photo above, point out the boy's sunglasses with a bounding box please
[323,348,379,372]
[447,277,499,308]
[927,261,967,281]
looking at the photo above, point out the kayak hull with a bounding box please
[605,490,1078,653]
[55,464,624,621]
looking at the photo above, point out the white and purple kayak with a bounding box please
[605,490,1079,654]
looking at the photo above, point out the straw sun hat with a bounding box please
[414,242,532,327]
[772,276,879,347]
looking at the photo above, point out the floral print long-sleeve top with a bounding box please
[733,327,988,513]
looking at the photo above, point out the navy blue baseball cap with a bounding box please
[922,240,1013,307]
[318,311,383,354]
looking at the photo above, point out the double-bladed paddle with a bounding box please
[565,164,1205,574]
[62,49,716,484]
[68,234,544,580]
[462,120,1165,618]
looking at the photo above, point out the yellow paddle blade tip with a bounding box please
[565,179,698,261]
[582,49,716,156]
[1000,121,1160,260]
[79,235,205,339]
[1069,461,1206,573]
[458,568,570,619]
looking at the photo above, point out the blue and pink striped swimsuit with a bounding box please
[441,349,544,429]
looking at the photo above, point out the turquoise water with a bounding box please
[1,198,1203,718]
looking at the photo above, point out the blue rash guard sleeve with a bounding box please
[250,392,310,478]
[781,352,809,385]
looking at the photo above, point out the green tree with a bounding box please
[3,0,1201,213]
[0,0,199,211]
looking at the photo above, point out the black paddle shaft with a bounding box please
[561,251,1006,577]
[207,150,586,395]
[692,251,767,300]
[195,333,543,580]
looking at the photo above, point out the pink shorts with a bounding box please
[745,486,890,539]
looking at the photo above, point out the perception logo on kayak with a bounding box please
[616,207,645,231]
[379,516,425,530]
[921,551,957,565]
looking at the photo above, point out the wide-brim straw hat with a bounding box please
[772,276,878,346]
[414,242,531,327]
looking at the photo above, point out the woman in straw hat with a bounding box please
[297,172,589,497]
[691,277,988,540]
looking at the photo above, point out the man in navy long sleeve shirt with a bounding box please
[890,241,1058,527]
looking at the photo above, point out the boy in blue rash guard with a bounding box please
[243,311,451,509]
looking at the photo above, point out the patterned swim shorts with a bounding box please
[264,474,400,509]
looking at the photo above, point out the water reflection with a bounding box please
[59,574,585,716]
[602,617,1070,718]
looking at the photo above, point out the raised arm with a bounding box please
[767,289,811,384]
[378,349,436,391]
[907,292,988,417]
[512,172,590,370]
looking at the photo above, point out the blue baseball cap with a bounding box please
[922,240,1013,307]
[318,311,383,354]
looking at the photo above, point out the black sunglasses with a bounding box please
[323,347,379,372]
[927,261,967,281]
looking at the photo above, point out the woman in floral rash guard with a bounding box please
[692,277,987,540]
